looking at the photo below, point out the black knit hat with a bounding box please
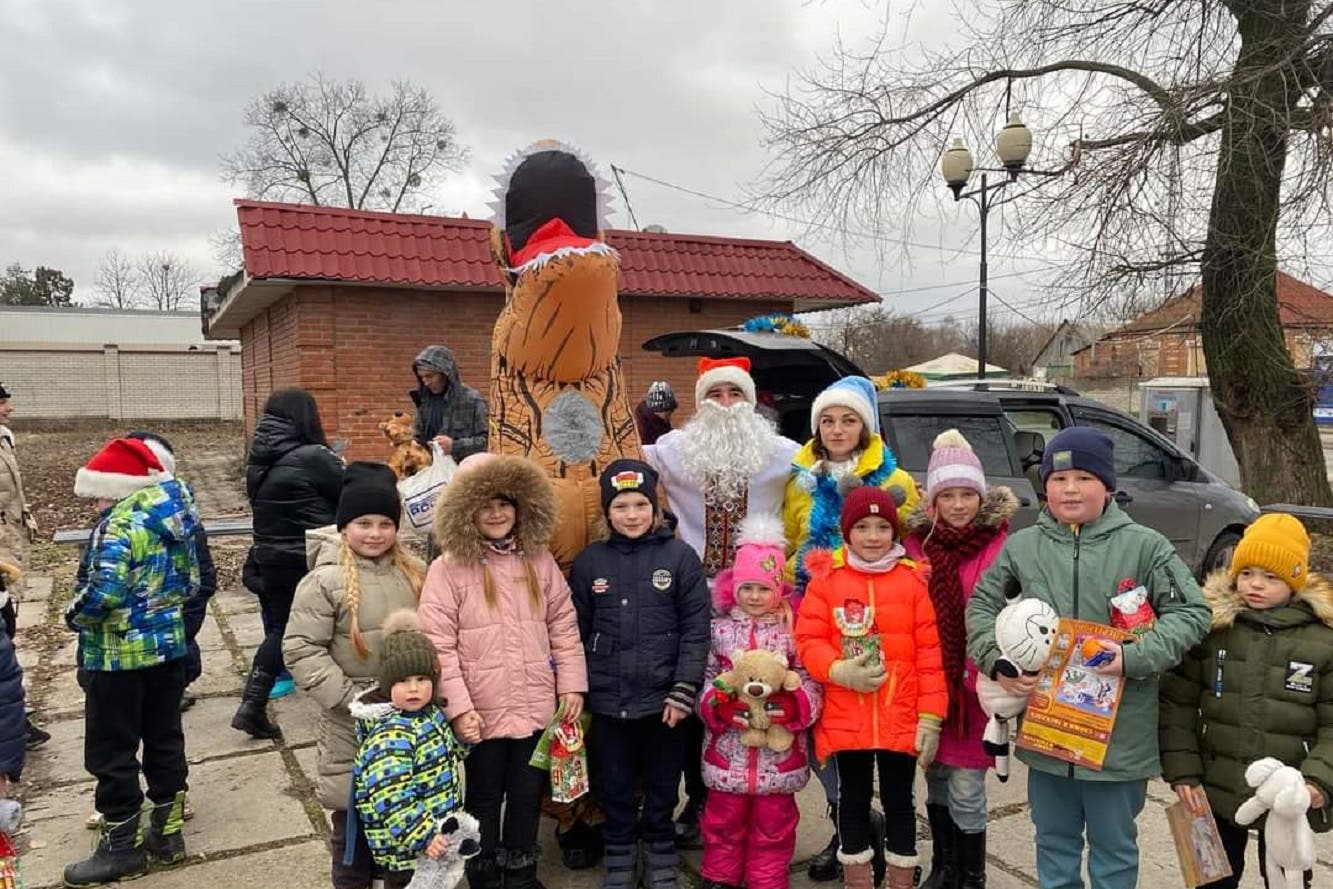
[336,462,402,529]
[377,610,440,693]
[0,383,10,400]
[600,459,659,515]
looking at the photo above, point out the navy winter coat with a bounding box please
[570,520,711,720]
[0,571,22,781]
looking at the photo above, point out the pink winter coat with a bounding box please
[698,611,822,796]
[418,549,588,741]
[902,488,1017,770]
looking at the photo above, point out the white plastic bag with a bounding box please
[398,443,456,535]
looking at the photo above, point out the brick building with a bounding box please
[202,200,877,459]
[1073,272,1333,379]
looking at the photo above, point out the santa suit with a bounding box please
[644,431,798,580]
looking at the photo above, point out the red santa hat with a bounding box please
[694,357,756,406]
[74,437,168,500]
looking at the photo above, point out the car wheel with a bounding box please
[1203,530,1242,576]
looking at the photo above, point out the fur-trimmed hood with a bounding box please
[431,455,558,565]
[1202,569,1333,630]
[349,687,398,724]
[903,485,1019,537]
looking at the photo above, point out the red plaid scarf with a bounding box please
[923,520,1000,730]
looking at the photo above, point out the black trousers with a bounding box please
[680,713,706,805]
[835,750,917,859]
[594,714,686,847]
[329,810,412,889]
[251,563,305,678]
[84,660,188,821]
[465,733,544,857]
[1202,815,1312,889]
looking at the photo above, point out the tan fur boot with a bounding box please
[885,851,921,889]
[838,848,875,889]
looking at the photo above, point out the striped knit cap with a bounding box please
[925,429,986,504]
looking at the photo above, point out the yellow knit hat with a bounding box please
[1230,514,1310,592]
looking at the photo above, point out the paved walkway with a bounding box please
[12,570,1332,888]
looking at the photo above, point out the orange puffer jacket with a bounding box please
[795,553,947,761]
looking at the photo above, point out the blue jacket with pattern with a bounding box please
[352,690,466,872]
[66,480,200,671]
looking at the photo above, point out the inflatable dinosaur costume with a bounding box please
[486,141,643,571]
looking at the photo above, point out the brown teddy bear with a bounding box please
[715,648,802,752]
[379,411,433,480]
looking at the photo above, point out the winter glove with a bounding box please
[21,511,37,545]
[915,714,943,768]
[764,691,801,726]
[714,694,750,729]
[829,652,886,693]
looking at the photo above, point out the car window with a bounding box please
[1005,408,1063,438]
[883,414,1014,475]
[1076,416,1169,480]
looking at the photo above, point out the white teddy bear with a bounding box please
[974,589,1059,782]
[407,810,482,889]
[1234,757,1316,889]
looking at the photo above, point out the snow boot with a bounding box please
[63,812,148,887]
[920,804,958,889]
[231,667,281,739]
[144,790,187,867]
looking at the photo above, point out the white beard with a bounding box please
[678,401,779,504]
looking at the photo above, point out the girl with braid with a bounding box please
[902,430,1017,889]
[283,462,426,889]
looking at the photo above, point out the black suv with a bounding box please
[643,330,1259,578]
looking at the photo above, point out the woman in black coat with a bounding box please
[231,388,342,739]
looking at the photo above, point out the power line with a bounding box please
[611,164,1059,266]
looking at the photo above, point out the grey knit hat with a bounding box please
[644,381,677,412]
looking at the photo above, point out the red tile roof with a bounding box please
[234,199,877,304]
[1108,271,1333,336]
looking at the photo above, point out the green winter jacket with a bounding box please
[351,690,466,872]
[966,502,1210,781]
[1159,571,1333,831]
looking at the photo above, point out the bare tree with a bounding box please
[220,74,468,212]
[93,248,141,308]
[761,2,1333,505]
[137,252,199,311]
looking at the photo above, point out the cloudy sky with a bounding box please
[0,0,1056,322]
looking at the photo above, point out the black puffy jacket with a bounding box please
[246,415,343,569]
[570,520,711,720]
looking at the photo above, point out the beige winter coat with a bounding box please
[282,526,423,809]
[0,428,30,595]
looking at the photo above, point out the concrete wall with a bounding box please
[0,306,226,347]
[0,344,242,420]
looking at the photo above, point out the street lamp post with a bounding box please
[941,114,1034,378]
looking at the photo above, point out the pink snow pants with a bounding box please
[700,791,799,889]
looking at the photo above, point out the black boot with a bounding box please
[920,804,958,889]
[557,819,603,870]
[63,812,148,886]
[465,854,502,889]
[502,847,545,889]
[144,791,187,867]
[25,715,50,749]
[602,843,636,889]
[231,667,281,739]
[870,807,887,888]
[673,796,702,849]
[643,840,679,889]
[807,804,841,882]
[179,690,197,712]
[957,830,986,889]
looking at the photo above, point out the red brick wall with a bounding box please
[238,285,792,460]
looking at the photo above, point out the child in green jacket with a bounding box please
[966,427,1210,889]
[351,609,466,888]
[1160,513,1332,889]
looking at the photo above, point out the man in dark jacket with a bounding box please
[410,345,488,458]
[569,459,711,889]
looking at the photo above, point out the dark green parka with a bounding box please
[1159,571,1333,831]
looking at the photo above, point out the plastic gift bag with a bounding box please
[1109,580,1156,636]
[398,443,456,536]
[549,720,590,803]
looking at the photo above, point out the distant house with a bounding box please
[1031,320,1111,380]
[1073,272,1333,379]
[201,200,878,459]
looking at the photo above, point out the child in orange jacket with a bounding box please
[796,486,947,889]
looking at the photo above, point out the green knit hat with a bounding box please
[377,610,440,693]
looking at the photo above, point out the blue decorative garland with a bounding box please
[792,455,895,593]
